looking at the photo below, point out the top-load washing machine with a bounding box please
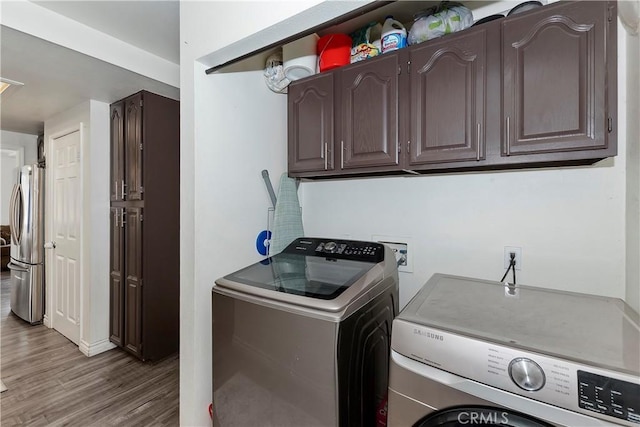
[212,237,399,426]
[389,273,640,427]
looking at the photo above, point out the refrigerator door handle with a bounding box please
[8,261,29,273]
[9,183,22,245]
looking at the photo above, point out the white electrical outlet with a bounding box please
[504,246,522,271]
[372,235,413,273]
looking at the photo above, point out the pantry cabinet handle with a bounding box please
[115,209,119,227]
[120,208,126,228]
[121,181,127,198]
[341,141,344,169]
[324,142,328,170]
[115,180,118,199]
[477,123,481,161]
[505,116,511,156]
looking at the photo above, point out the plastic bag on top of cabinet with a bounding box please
[408,1,474,45]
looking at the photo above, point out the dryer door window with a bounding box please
[413,406,554,427]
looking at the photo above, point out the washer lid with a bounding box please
[221,252,375,300]
[215,237,389,313]
[398,274,640,375]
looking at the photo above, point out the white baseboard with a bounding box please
[43,314,52,328]
[79,338,116,357]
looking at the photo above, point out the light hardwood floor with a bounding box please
[0,271,180,426]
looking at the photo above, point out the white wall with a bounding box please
[0,130,38,164]
[44,100,113,356]
[85,100,111,353]
[0,130,38,224]
[626,29,640,314]
[302,163,627,307]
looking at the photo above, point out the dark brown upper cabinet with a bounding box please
[124,93,144,201]
[338,52,400,171]
[287,1,617,179]
[502,1,616,159]
[408,24,490,168]
[110,102,124,202]
[111,93,144,201]
[288,72,335,174]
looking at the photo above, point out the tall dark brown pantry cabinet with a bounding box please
[109,91,179,361]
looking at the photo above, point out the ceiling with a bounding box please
[0,1,180,135]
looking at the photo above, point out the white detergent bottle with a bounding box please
[381,16,407,53]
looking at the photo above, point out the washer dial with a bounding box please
[323,241,337,253]
[509,358,545,391]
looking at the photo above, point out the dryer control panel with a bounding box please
[578,370,640,424]
[391,319,640,427]
[282,237,385,263]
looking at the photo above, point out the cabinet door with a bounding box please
[124,93,144,201]
[339,53,399,170]
[109,207,124,346]
[409,28,487,166]
[110,102,124,202]
[503,1,611,156]
[124,207,143,357]
[288,73,334,174]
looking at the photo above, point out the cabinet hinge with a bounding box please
[607,6,613,22]
[608,117,613,133]
[397,65,401,75]
[140,186,144,194]
[139,143,143,150]
[139,99,143,107]
[140,213,144,221]
[407,61,411,74]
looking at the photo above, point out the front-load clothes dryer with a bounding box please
[212,237,399,426]
[388,273,640,427]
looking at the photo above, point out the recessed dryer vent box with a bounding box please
[372,235,413,273]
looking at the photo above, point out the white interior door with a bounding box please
[51,130,81,344]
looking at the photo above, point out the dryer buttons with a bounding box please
[509,358,546,391]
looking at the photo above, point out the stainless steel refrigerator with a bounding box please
[8,164,45,324]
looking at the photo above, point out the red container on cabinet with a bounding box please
[317,34,352,72]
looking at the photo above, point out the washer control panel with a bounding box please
[578,370,640,424]
[282,237,385,263]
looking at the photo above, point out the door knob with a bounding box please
[44,241,56,249]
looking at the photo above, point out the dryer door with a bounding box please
[413,406,553,427]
